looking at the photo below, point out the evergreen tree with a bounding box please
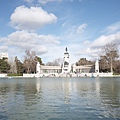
[15,56,24,74]
[36,56,44,65]
[0,58,10,73]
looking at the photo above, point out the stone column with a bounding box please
[95,59,99,73]
[36,62,41,74]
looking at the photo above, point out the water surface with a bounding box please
[0,77,120,120]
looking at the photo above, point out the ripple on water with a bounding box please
[0,77,120,120]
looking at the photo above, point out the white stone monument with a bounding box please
[62,47,71,73]
[95,59,99,73]
[36,62,41,74]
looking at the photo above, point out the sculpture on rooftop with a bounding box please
[65,47,68,52]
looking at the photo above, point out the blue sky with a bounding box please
[0,0,120,63]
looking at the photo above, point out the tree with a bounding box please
[76,58,94,66]
[23,50,37,73]
[0,58,10,73]
[99,56,109,72]
[46,58,63,66]
[8,57,17,74]
[114,60,120,74]
[36,56,44,65]
[100,43,119,73]
[15,56,24,74]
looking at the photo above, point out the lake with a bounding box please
[0,77,120,120]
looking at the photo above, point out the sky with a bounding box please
[0,0,120,64]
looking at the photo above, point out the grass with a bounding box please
[7,73,23,76]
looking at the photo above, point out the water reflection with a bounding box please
[0,77,120,119]
[100,78,120,108]
[98,78,120,118]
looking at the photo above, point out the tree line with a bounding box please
[0,43,120,75]
[76,43,120,74]
[0,50,43,75]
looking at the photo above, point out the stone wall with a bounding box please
[0,74,7,77]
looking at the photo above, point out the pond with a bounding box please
[0,77,120,120]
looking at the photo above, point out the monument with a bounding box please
[23,47,113,77]
[62,47,71,73]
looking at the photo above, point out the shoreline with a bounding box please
[0,75,120,79]
[0,73,120,78]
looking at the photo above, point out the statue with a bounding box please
[65,47,68,52]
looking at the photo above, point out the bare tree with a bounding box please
[23,50,37,73]
[99,56,109,72]
[46,58,63,66]
[8,57,17,74]
[114,60,120,74]
[100,43,119,72]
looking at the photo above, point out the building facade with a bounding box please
[0,53,8,59]
[23,48,113,77]
[36,48,95,75]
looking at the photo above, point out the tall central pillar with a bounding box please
[62,47,71,73]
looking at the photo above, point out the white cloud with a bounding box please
[24,0,33,2]
[91,31,120,48]
[103,21,120,34]
[62,23,88,43]
[77,31,120,58]
[59,22,120,61]
[83,40,90,45]
[0,46,8,52]
[0,31,60,58]
[82,22,120,58]
[10,6,57,31]
[77,47,102,58]
[84,48,101,57]
[76,23,87,34]
[38,0,80,4]
[24,0,85,5]
[38,0,61,4]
